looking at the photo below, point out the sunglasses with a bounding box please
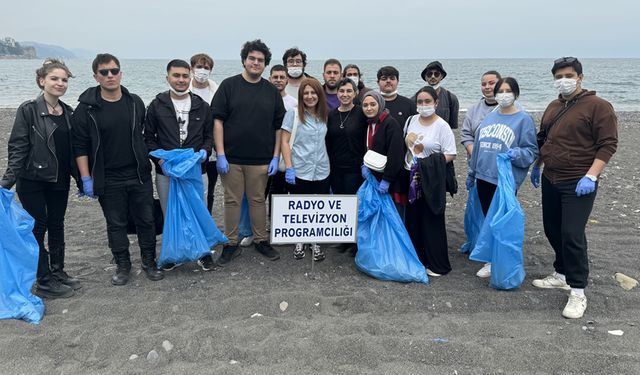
[97,68,121,77]
[425,71,442,78]
[554,57,577,65]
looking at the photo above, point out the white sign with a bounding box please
[270,195,358,244]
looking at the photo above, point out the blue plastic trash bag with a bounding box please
[460,185,484,254]
[355,174,428,284]
[470,153,525,290]
[0,187,45,324]
[149,149,228,266]
[238,194,252,238]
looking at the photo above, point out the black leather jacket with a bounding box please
[1,95,76,189]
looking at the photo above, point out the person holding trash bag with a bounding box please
[281,77,331,261]
[1,59,80,298]
[467,77,538,279]
[144,59,215,271]
[403,86,457,277]
[360,91,406,219]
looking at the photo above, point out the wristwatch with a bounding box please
[585,174,598,182]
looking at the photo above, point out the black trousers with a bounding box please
[98,178,156,261]
[405,197,451,275]
[287,176,331,195]
[330,169,363,195]
[476,178,498,216]
[206,161,218,213]
[542,175,596,288]
[17,185,69,281]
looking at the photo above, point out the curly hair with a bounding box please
[240,39,272,66]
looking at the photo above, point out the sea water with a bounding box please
[0,58,638,111]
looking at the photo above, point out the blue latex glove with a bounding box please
[530,166,541,188]
[378,179,390,194]
[198,149,207,163]
[361,164,371,179]
[466,175,475,191]
[268,156,279,176]
[575,176,596,196]
[285,167,296,185]
[506,148,518,161]
[81,176,95,198]
[216,154,229,174]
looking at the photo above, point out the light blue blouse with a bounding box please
[281,109,330,181]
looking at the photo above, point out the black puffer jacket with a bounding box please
[72,85,151,196]
[1,95,77,189]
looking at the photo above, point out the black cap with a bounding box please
[421,61,447,81]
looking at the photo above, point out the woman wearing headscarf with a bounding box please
[360,91,406,217]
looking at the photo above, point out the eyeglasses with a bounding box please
[97,68,121,77]
[425,71,442,78]
[286,58,303,65]
[554,57,577,65]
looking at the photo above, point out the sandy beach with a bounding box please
[0,108,638,374]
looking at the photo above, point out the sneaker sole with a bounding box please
[33,288,74,299]
[531,281,571,290]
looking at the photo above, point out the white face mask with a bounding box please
[495,93,515,108]
[170,87,189,97]
[380,89,398,97]
[417,105,436,117]
[554,78,578,96]
[287,67,303,78]
[347,76,359,86]
[193,68,210,84]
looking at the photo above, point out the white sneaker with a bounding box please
[562,292,587,319]
[426,268,442,277]
[476,263,491,278]
[532,274,571,290]
[239,235,254,247]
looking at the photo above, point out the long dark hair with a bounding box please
[297,78,328,124]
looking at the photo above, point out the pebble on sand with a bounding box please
[162,340,173,352]
[146,350,159,361]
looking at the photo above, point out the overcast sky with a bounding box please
[2,0,638,59]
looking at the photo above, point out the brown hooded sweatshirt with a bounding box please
[540,89,618,183]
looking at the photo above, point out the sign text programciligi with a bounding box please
[270,195,358,244]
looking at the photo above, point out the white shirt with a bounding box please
[171,96,191,145]
[404,115,456,169]
[282,94,298,111]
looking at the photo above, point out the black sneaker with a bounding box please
[161,262,183,271]
[255,241,280,261]
[197,254,216,271]
[218,245,242,266]
[33,278,74,299]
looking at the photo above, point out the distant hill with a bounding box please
[21,41,77,59]
[0,37,36,59]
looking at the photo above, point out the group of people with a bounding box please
[0,39,618,320]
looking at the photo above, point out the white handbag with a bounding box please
[363,150,387,172]
[278,114,300,172]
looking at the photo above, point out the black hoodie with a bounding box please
[72,85,151,196]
